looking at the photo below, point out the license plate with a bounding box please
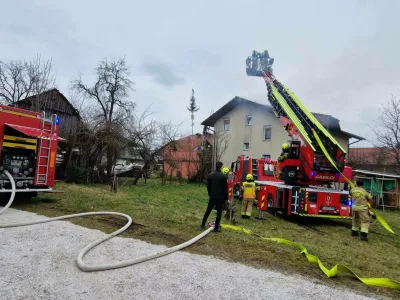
[320,206,335,211]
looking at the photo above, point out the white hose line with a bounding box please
[0,170,214,272]
[0,170,16,215]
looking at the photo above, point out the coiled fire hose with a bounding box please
[0,170,214,272]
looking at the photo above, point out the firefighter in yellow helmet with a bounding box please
[241,173,256,218]
[222,167,229,175]
[350,179,375,241]
[278,143,290,162]
[222,167,237,224]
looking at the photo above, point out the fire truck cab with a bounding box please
[230,155,281,201]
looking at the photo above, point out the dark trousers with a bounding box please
[201,198,224,230]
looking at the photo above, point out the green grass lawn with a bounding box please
[6,178,400,299]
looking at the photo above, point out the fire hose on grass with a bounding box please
[0,170,214,272]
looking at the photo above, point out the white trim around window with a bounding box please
[263,125,272,141]
[245,115,252,126]
[223,118,230,131]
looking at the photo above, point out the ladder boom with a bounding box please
[246,50,346,170]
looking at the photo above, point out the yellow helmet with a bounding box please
[222,167,230,174]
[282,143,289,150]
[246,174,253,181]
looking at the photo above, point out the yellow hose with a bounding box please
[221,224,400,289]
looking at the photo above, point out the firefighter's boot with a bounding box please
[351,230,359,237]
[360,232,368,241]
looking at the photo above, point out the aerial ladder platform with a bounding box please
[246,50,349,184]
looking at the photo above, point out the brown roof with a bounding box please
[163,133,213,159]
[349,147,394,165]
[11,88,81,119]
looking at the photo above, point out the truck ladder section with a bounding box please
[251,158,258,181]
[246,50,346,170]
[35,112,56,185]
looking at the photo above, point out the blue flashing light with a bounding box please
[346,200,352,206]
[311,171,316,177]
[55,117,60,125]
[335,173,341,178]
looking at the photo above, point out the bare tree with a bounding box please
[162,141,180,185]
[29,55,57,111]
[0,54,56,107]
[128,108,182,185]
[348,149,372,165]
[192,140,212,183]
[71,57,135,176]
[213,127,230,164]
[371,95,400,173]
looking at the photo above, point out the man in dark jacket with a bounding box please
[201,161,229,232]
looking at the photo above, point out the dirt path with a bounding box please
[0,208,377,300]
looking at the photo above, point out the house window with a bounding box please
[223,119,230,131]
[263,126,272,140]
[245,115,252,126]
[243,142,250,151]
[262,154,271,158]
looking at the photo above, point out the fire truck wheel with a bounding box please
[233,186,242,200]
[15,192,38,201]
[0,192,38,203]
[267,196,277,214]
[0,194,11,205]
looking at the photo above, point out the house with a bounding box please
[163,133,213,179]
[348,147,393,165]
[348,147,400,173]
[201,97,365,167]
[10,88,81,136]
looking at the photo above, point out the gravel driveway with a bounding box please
[0,208,377,300]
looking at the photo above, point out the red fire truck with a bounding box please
[227,50,354,219]
[0,104,63,199]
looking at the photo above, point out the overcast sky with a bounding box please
[1,0,399,148]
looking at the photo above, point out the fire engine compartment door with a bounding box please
[2,125,39,151]
[4,123,65,141]
[290,187,302,213]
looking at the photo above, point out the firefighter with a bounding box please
[350,179,376,241]
[201,162,229,232]
[222,167,237,224]
[241,174,256,219]
[278,143,290,161]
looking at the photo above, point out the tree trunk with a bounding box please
[132,171,141,185]
[132,161,149,185]
[106,146,113,180]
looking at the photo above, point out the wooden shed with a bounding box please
[10,89,82,179]
[353,169,400,210]
[10,89,81,136]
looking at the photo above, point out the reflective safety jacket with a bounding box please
[242,181,256,199]
[350,186,372,211]
[278,151,289,162]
